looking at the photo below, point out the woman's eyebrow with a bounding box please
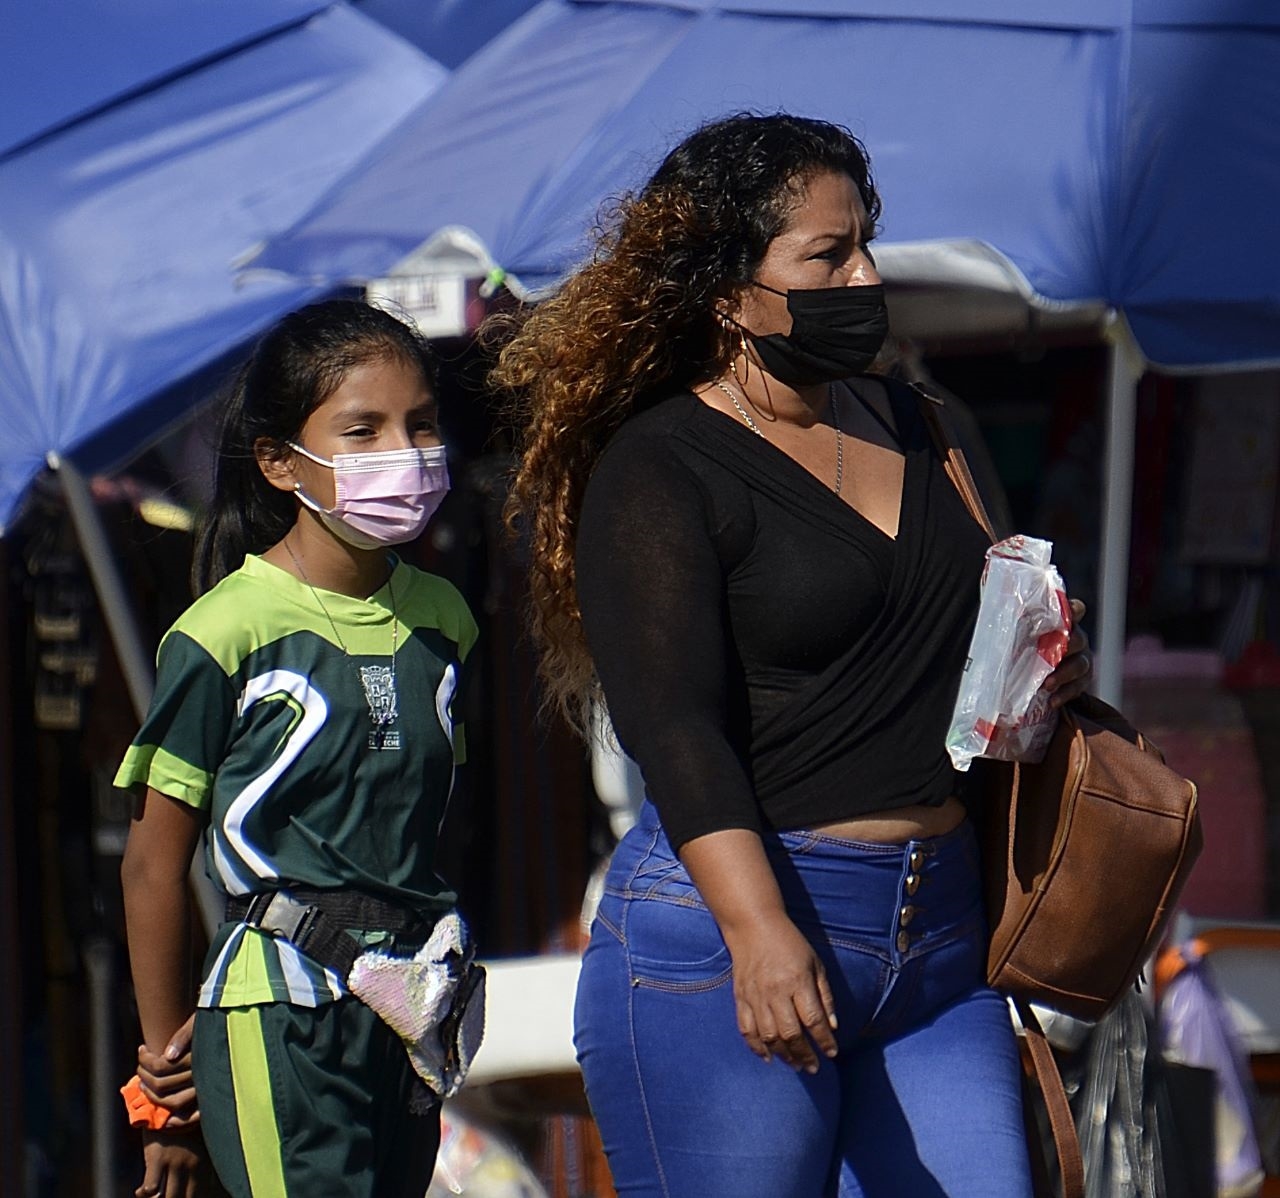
[799,226,856,248]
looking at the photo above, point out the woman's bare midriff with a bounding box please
[806,795,966,844]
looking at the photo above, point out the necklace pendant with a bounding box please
[360,664,401,750]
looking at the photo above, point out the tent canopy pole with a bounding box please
[1094,315,1145,707]
[55,458,222,934]
[55,458,154,721]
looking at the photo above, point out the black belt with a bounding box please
[225,888,433,981]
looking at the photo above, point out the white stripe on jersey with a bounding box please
[222,670,328,886]
[198,925,245,1007]
[276,940,329,1006]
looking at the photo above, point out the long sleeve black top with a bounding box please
[575,377,991,852]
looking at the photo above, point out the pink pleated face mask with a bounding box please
[288,442,450,549]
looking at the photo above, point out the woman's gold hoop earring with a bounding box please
[731,329,751,389]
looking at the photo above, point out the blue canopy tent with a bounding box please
[257,0,1280,701]
[0,3,449,539]
[353,0,543,68]
[0,1,450,734]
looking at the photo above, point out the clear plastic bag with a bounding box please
[946,535,1071,771]
[428,1106,549,1197]
[1051,990,1215,1198]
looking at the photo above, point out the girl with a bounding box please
[116,300,478,1198]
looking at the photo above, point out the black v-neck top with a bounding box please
[575,376,992,851]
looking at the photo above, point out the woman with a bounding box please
[493,113,1091,1197]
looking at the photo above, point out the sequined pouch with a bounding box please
[347,911,487,1098]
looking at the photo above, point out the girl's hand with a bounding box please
[138,1129,206,1198]
[138,1013,199,1125]
[1043,598,1093,709]
[726,912,838,1074]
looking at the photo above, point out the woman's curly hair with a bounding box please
[489,112,880,734]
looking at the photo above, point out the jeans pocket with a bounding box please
[626,897,733,990]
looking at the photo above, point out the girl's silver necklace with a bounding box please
[282,538,401,750]
[712,379,843,495]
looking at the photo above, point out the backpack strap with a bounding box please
[914,387,999,544]
[1016,998,1086,1198]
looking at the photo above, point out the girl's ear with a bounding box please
[255,438,298,494]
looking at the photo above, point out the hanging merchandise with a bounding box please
[1158,943,1266,1198]
[1181,376,1280,567]
[1057,990,1216,1198]
[427,1105,548,1198]
[24,502,99,732]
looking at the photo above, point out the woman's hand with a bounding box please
[137,1013,199,1126]
[138,1129,206,1198]
[1043,598,1093,709]
[678,829,839,1074]
[725,912,838,1074]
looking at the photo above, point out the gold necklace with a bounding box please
[711,379,843,495]
[282,539,401,750]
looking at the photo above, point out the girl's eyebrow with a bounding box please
[329,399,436,424]
[329,407,385,424]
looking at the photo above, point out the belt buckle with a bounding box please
[253,891,317,944]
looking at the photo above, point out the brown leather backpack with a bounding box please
[982,694,1202,1020]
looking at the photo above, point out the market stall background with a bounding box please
[3,1,1280,1195]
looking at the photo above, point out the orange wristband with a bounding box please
[121,1074,172,1130]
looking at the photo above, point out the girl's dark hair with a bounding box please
[193,299,437,594]
[489,112,880,733]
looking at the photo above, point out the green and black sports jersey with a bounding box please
[114,554,478,1009]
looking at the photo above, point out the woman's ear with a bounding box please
[254,438,298,494]
[718,281,750,330]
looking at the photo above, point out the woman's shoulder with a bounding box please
[604,388,703,453]
[588,390,714,500]
[845,373,928,442]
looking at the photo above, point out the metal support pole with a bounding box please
[84,936,117,1198]
[1095,316,1145,708]
[55,456,154,720]
[54,456,221,928]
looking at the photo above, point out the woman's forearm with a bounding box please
[678,828,791,947]
[679,826,838,1069]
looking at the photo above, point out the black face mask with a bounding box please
[741,282,889,387]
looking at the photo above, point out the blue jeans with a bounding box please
[574,802,1033,1198]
